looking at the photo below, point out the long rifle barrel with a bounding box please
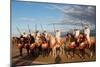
[35,24,37,32]
[28,24,31,34]
[53,24,56,33]
[16,27,21,35]
[40,24,44,32]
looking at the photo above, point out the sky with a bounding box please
[12,0,96,36]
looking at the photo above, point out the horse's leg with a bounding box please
[37,47,39,56]
[30,49,33,56]
[53,48,56,57]
[44,49,46,57]
[78,49,82,59]
[71,48,75,59]
[47,48,49,56]
[90,49,93,58]
[89,46,94,58]
[55,47,57,57]
[60,47,62,56]
[34,48,36,56]
[42,48,45,57]
[64,47,68,56]
[91,45,96,58]
[19,47,23,56]
[62,46,65,55]
[48,48,50,56]
[49,48,52,56]
[67,49,71,58]
[45,49,47,57]
[26,45,30,56]
[64,47,66,55]
[90,45,96,58]
[79,49,85,60]
[82,49,85,59]
[52,48,55,57]
[45,48,47,56]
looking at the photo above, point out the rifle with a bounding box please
[40,24,44,32]
[16,26,21,35]
[35,24,37,32]
[53,24,56,36]
[27,24,31,34]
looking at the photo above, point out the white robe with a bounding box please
[84,27,90,37]
[35,32,41,43]
[22,34,28,38]
[84,27,90,44]
[44,32,49,41]
[75,30,80,38]
[56,31,61,44]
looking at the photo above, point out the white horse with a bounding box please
[55,30,65,56]
[47,31,64,57]
[47,33,56,57]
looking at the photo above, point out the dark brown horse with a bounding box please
[17,34,35,56]
[64,33,77,59]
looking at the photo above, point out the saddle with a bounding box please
[79,42,86,49]
[68,42,76,49]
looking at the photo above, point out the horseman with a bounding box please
[22,32,28,44]
[17,32,29,56]
[74,29,80,39]
[43,31,49,42]
[35,31,40,41]
[31,32,35,38]
[28,33,35,44]
[35,30,41,46]
[73,29,80,45]
[84,26,91,46]
[18,32,28,45]
[55,30,61,45]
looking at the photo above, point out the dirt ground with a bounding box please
[11,42,96,66]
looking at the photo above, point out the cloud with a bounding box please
[49,14,95,30]
[53,5,96,16]
[51,4,96,30]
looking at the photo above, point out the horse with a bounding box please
[39,34,50,57]
[17,34,35,56]
[29,33,42,57]
[47,33,57,57]
[17,36,28,56]
[73,33,95,59]
[55,30,65,56]
[88,37,96,58]
[64,33,77,59]
[11,37,20,48]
